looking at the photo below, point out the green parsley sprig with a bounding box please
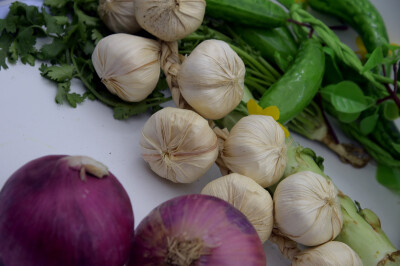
[0,0,170,119]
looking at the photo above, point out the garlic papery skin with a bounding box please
[201,173,274,243]
[220,115,286,187]
[92,33,161,102]
[140,107,218,183]
[98,0,141,34]
[273,171,343,246]
[292,241,363,266]
[177,39,245,120]
[134,0,205,42]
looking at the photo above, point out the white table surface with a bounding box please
[0,0,399,265]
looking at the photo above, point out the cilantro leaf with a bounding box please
[55,81,71,104]
[38,38,66,60]
[0,33,13,69]
[40,64,75,82]
[113,103,151,120]
[43,8,68,35]
[44,0,70,10]
[66,92,86,107]
[16,27,36,58]
[91,29,103,45]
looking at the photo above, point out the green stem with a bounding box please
[258,55,282,80]
[373,73,400,88]
[245,79,267,95]
[246,75,272,87]
[230,45,275,79]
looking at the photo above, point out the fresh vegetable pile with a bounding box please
[0,0,399,265]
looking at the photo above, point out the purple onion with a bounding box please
[129,194,266,265]
[0,155,134,266]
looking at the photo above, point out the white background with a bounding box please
[0,0,399,265]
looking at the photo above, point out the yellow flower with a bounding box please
[355,36,367,60]
[388,43,399,56]
[247,99,290,137]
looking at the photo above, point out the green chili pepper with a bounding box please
[307,0,389,54]
[258,38,325,123]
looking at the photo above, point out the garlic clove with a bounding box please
[98,0,141,34]
[134,0,206,42]
[201,173,274,243]
[177,39,245,120]
[292,241,363,266]
[140,107,218,183]
[92,33,161,102]
[273,171,343,247]
[220,115,287,187]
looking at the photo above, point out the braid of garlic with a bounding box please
[160,41,191,110]
[269,228,301,261]
[212,127,232,176]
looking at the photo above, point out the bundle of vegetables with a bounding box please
[1,0,399,192]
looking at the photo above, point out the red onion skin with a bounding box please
[129,194,266,266]
[0,155,134,266]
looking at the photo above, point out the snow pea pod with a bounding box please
[258,38,325,123]
[307,0,389,54]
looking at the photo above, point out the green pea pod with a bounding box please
[233,26,298,71]
[258,38,325,123]
[307,0,389,54]
[205,0,289,29]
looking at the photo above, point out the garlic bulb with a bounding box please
[177,39,245,120]
[292,241,363,266]
[98,0,141,34]
[274,171,343,246]
[134,0,206,42]
[92,33,161,102]
[201,173,274,243]
[140,107,218,183]
[220,115,287,187]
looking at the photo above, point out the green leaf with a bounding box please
[3,16,18,34]
[75,4,99,27]
[113,102,150,120]
[66,92,86,107]
[376,163,400,194]
[40,64,75,82]
[55,81,71,104]
[382,100,399,120]
[21,54,36,66]
[43,8,68,35]
[361,46,383,73]
[91,29,103,45]
[359,113,379,135]
[321,81,370,113]
[83,41,95,56]
[44,0,70,9]
[16,27,36,57]
[8,41,18,63]
[38,38,66,60]
[0,33,13,69]
[337,111,360,123]
[392,143,400,154]
[322,47,343,85]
